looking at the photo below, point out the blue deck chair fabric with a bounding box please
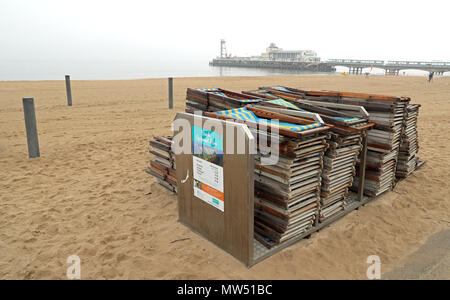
[270,86,291,92]
[259,120,322,132]
[350,122,368,128]
[216,107,322,133]
[333,116,368,128]
[215,107,258,121]
[238,99,264,103]
[210,91,228,97]
[209,92,264,103]
[195,88,219,92]
[266,99,304,111]
[334,117,361,122]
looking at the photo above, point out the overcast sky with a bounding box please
[1,0,449,63]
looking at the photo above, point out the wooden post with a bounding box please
[168,77,173,109]
[22,97,40,158]
[65,75,72,106]
[357,132,368,201]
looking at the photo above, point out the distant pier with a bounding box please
[210,58,450,75]
[327,59,450,75]
[210,58,335,72]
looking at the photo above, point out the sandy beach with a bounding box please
[0,75,449,279]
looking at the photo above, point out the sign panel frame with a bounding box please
[174,112,255,266]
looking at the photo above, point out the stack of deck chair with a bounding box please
[146,136,177,193]
[205,106,331,248]
[396,104,421,177]
[185,88,264,113]
[253,134,327,247]
[261,86,410,197]
[320,132,362,220]
[349,96,408,196]
[249,89,375,220]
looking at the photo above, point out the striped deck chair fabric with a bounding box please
[259,120,322,132]
[270,86,291,92]
[195,88,219,92]
[209,92,264,103]
[350,122,368,128]
[210,91,228,97]
[238,99,265,103]
[335,117,360,122]
[216,107,258,121]
[266,99,304,110]
[258,91,278,98]
[334,117,368,128]
[216,107,322,133]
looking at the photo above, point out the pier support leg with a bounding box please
[168,77,173,109]
[65,75,72,106]
[22,97,40,158]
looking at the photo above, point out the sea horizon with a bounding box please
[2,58,447,81]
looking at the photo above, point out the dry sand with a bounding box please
[0,75,449,279]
